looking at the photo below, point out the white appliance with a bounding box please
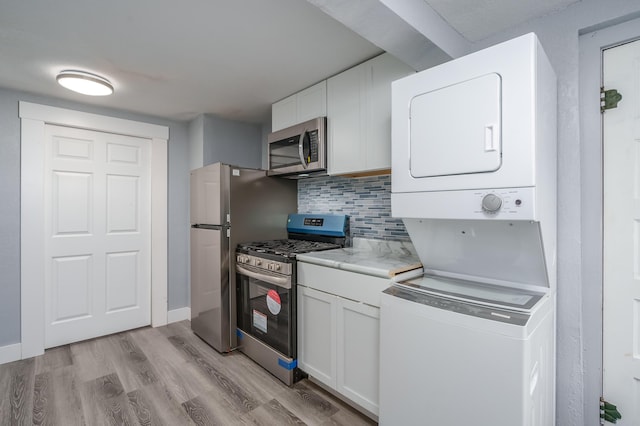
[380,33,557,426]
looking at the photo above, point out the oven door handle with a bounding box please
[237,265,291,289]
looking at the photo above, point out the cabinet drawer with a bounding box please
[297,262,390,307]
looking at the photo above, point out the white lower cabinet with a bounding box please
[336,297,380,414]
[297,262,385,416]
[297,286,337,387]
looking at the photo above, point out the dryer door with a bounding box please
[409,73,502,178]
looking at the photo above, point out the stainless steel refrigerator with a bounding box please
[190,162,297,352]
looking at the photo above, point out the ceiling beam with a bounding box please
[306,0,473,70]
[380,0,472,58]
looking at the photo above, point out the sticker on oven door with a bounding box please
[266,289,282,315]
[253,309,267,333]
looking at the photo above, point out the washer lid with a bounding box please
[403,218,549,290]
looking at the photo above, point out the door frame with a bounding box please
[579,17,640,421]
[19,101,168,358]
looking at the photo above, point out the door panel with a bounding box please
[105,251,140,312]
[44,124,151,348]
[410,73,502,178]
[52,171,92,235]
[51,255,92,322]
[603,38,640,425]
[107,175,140,232]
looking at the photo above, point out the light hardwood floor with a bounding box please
[0,321,376,425]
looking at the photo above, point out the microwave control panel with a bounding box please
[308,129,319,162]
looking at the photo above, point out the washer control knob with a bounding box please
[482,193,503,213]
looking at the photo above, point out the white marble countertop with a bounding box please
[297,238,423,279]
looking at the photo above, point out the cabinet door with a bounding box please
[297,286,337,388]
[272,81,327,132]
[272,94,297,132]
[336,298,380,415]
[327,63,367,175]
[297,81,327,123]
[328,53,414,175]
[367,54,415,171]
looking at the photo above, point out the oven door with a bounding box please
[236,264,294,357]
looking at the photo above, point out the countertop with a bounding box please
[297,238,423,279]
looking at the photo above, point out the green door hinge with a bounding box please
[600,397,622,424]
[601,87,623,113]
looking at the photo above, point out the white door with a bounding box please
[44,124,151,348]
[603,38,640,424]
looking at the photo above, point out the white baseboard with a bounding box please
[167,307,191,324]
[0,343,22,365]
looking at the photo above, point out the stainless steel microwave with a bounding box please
[267,117,326,178]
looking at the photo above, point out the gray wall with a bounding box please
[462,2,640,424]
[0,87,191,346]
[202,114,262,169]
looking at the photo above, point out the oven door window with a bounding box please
[237,272,292,356]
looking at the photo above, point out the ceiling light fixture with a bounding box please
[56,70,114,96]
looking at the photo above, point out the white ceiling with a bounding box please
[424,0,581,42]
[0,0,580,125]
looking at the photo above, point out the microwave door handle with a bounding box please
[236,265,292,289]
[298,130,308,169]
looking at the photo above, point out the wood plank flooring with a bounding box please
[0,321,376,425]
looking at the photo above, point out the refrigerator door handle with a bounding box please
[236,265,291,289]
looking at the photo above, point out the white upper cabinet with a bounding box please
[328,53,414,176]
[272,81,327,132]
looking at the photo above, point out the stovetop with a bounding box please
[237,238,342,259]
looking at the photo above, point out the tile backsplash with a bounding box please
[298,174,409,242]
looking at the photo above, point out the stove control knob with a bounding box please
[482,193,502,213]
[274,264,281,272]
[267,263,273,271]
[255,259,262,267]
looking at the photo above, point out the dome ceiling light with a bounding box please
[56,70,114,96]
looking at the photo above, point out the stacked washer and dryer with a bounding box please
[380,33,557,426]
